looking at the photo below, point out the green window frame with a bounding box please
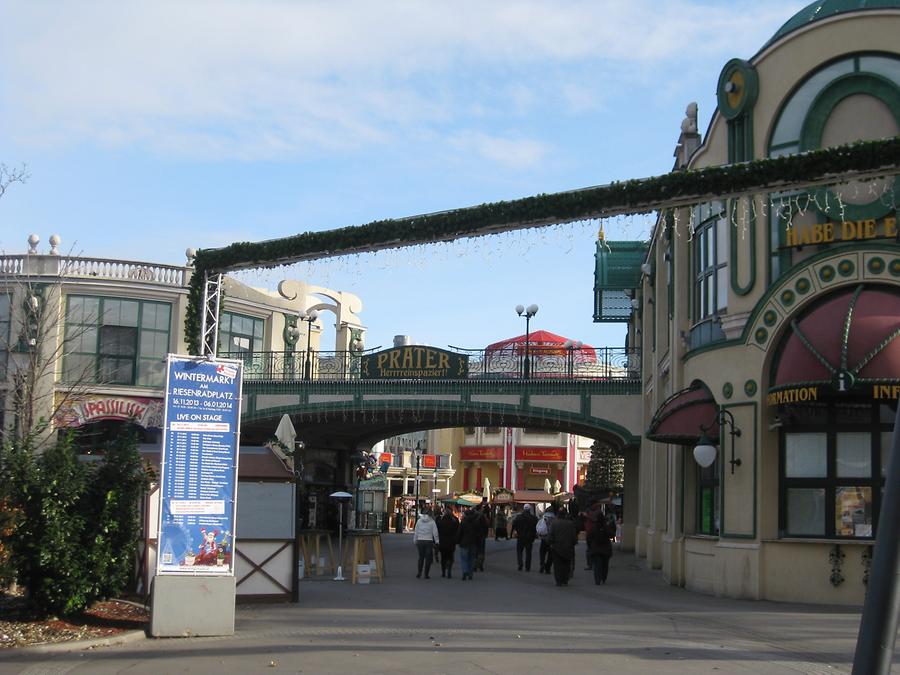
[692,202,728,323]
[64,296,171,387]
[767,53,900,284]
[779,402,893,540]
[696,460,719,536]
[219,311,264,354]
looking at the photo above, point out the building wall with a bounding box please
[631,8,900,605]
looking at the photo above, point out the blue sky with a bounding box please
[0,1,806,351]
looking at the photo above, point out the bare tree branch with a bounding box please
[0,163,29,201]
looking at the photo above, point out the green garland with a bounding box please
[186,137,900,352]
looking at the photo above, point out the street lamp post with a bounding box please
[298,309,319,380]
[413,442,423,523]
[515,303,539,378]
[563,339,583,378]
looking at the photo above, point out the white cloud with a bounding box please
[449,131,550,170]
[0,0,804,161]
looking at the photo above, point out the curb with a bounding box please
[13,628,147,654]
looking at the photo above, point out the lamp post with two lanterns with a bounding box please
[515,303,539,378]
[563,339,583,378]
[297,309,319,380]
[413,442,424,523]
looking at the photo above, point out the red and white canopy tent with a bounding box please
[485,330,597,361]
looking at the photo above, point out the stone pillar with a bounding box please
[621,446,640,552]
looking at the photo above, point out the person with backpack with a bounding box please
[536,505,556,574]
[510,504,538,571]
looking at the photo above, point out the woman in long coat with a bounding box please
[547,506,577,587]
[586,512,615,584]
[437,509,460,578]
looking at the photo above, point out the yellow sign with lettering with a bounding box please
[785,216,897,247]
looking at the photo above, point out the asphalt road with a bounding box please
[3,533,897,674]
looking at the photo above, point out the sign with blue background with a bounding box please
[157,356,242,575]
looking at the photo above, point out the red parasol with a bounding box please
[485,330,597,361]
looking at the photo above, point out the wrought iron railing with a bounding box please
[220,346,640,382]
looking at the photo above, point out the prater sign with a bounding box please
[361,345,468,379]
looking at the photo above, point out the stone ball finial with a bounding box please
[186,248,197,264]
[27,233,40,254]
[49,234,61,255]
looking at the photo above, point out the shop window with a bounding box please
[696,460,719,536]
[219,311,264,354]
[63,296,170,388]
[779,402,893,539]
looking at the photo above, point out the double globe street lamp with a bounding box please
[413,442,424,523]
[516,303,539,378]
[297,308,319,380]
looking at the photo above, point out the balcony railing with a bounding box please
[0,254,189,287]
[220,346,640,382]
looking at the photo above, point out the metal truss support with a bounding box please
[199,272,223,358]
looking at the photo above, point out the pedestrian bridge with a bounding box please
[227,345,643,451]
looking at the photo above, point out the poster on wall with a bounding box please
[156,355,242,575]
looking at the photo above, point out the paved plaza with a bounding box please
[3,533,897,674]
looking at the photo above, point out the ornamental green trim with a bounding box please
[729,198,757,296]
[184,137,900,353]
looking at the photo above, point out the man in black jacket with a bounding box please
[510,504,538,571]
[547,506,577,587]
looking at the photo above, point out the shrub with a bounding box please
[0,430,150,617]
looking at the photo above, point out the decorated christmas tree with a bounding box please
[575,441,624,512]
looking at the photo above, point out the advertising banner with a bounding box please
[157,356,242,575]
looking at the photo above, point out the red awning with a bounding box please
[771,285,900,396]
[646,383,719,445]
[485,330,598,362]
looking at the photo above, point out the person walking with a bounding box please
[536,506,556,574]
[474,505,489,571]
[437,508,459,578]
[456,508,480,580]
[494,508,509,540]
[586,511,616,585]
[547,506,577,587]
[511,504,538,571]
[580,500,604,570]
[413,507,440,579]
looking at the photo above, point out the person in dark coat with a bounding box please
[474,505,489,571]
[494,509,509,540]
[456,508,481,580]
[437,509,460,578]
[586,511,616,584]
[580,500,604,570]
[547,506,577,586]
[510,504,538,571]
